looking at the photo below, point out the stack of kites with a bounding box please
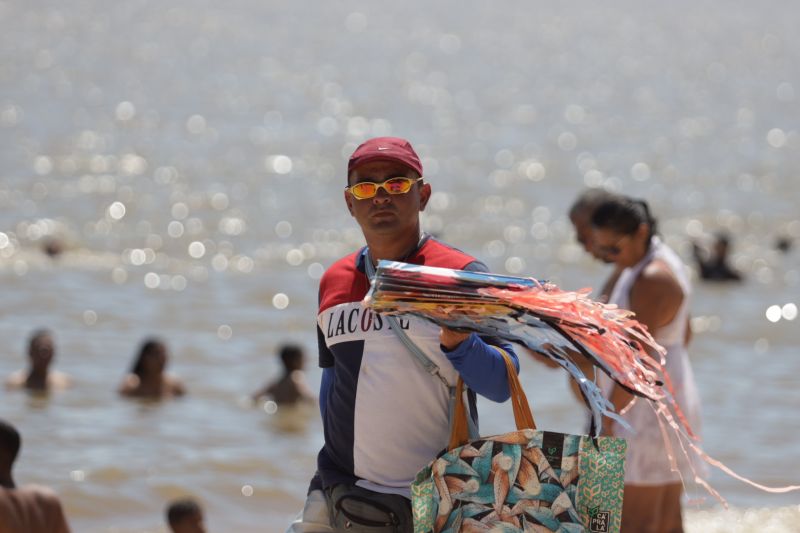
[364,260,800,501]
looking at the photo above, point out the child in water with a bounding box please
[252,344,314,406]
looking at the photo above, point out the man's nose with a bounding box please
[372,188,392,204]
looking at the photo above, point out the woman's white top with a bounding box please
[603,237,706,485]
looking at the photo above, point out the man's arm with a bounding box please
[437,259,520,402]
[319,367,333,419]
[442,333,519,403]
[317,324,334,419]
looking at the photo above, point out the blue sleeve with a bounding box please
[443,333,519,403]
[319,367,333,419]
[441,259,519,403]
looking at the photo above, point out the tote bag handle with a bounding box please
[448,349,537,450]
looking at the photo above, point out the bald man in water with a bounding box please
[0,419,71,533]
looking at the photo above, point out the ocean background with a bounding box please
[0,0,798,531]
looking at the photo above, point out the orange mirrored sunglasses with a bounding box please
[345,177,423,200]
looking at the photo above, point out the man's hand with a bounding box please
[439,327,471,350]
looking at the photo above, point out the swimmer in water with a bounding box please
[119,338,186,399]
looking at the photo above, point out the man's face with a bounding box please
[344,160,430,239]
[571,213,613,263]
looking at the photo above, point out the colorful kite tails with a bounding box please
[364,260,676,434]
[364,260,800,501]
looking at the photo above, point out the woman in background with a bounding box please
[591,196,705,533]
[119,338,185,399]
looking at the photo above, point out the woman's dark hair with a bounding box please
[591,196,658,242]
[131,338,166,377]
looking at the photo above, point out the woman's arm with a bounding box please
[605,261,683,431]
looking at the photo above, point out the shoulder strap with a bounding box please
[449,349,535,449]
[364,253,446,382]
[364,250,479,440]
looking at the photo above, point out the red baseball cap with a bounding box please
[347,137,423,176]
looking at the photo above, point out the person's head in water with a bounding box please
[28,330,55,373]
[120,337,184,398]
[775,235,792,253]
[713,232,731,260]
[591,196,658,268]
[279,344,305,373]
[0,419,21,484]
[131,338,168,379]
[569,189,619,262]
[166,497,206,533]
[42,238,63,258]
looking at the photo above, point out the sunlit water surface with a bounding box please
[1,0,799,531]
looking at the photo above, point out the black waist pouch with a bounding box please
[326,483,413,532]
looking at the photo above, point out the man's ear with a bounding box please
[344,190,355,216]
[418,182,432,212]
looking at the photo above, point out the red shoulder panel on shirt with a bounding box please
[318,251,370,313]
[409,238,478,271]
[317,239,479,314]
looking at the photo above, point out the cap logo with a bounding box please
[348,137,423,176]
